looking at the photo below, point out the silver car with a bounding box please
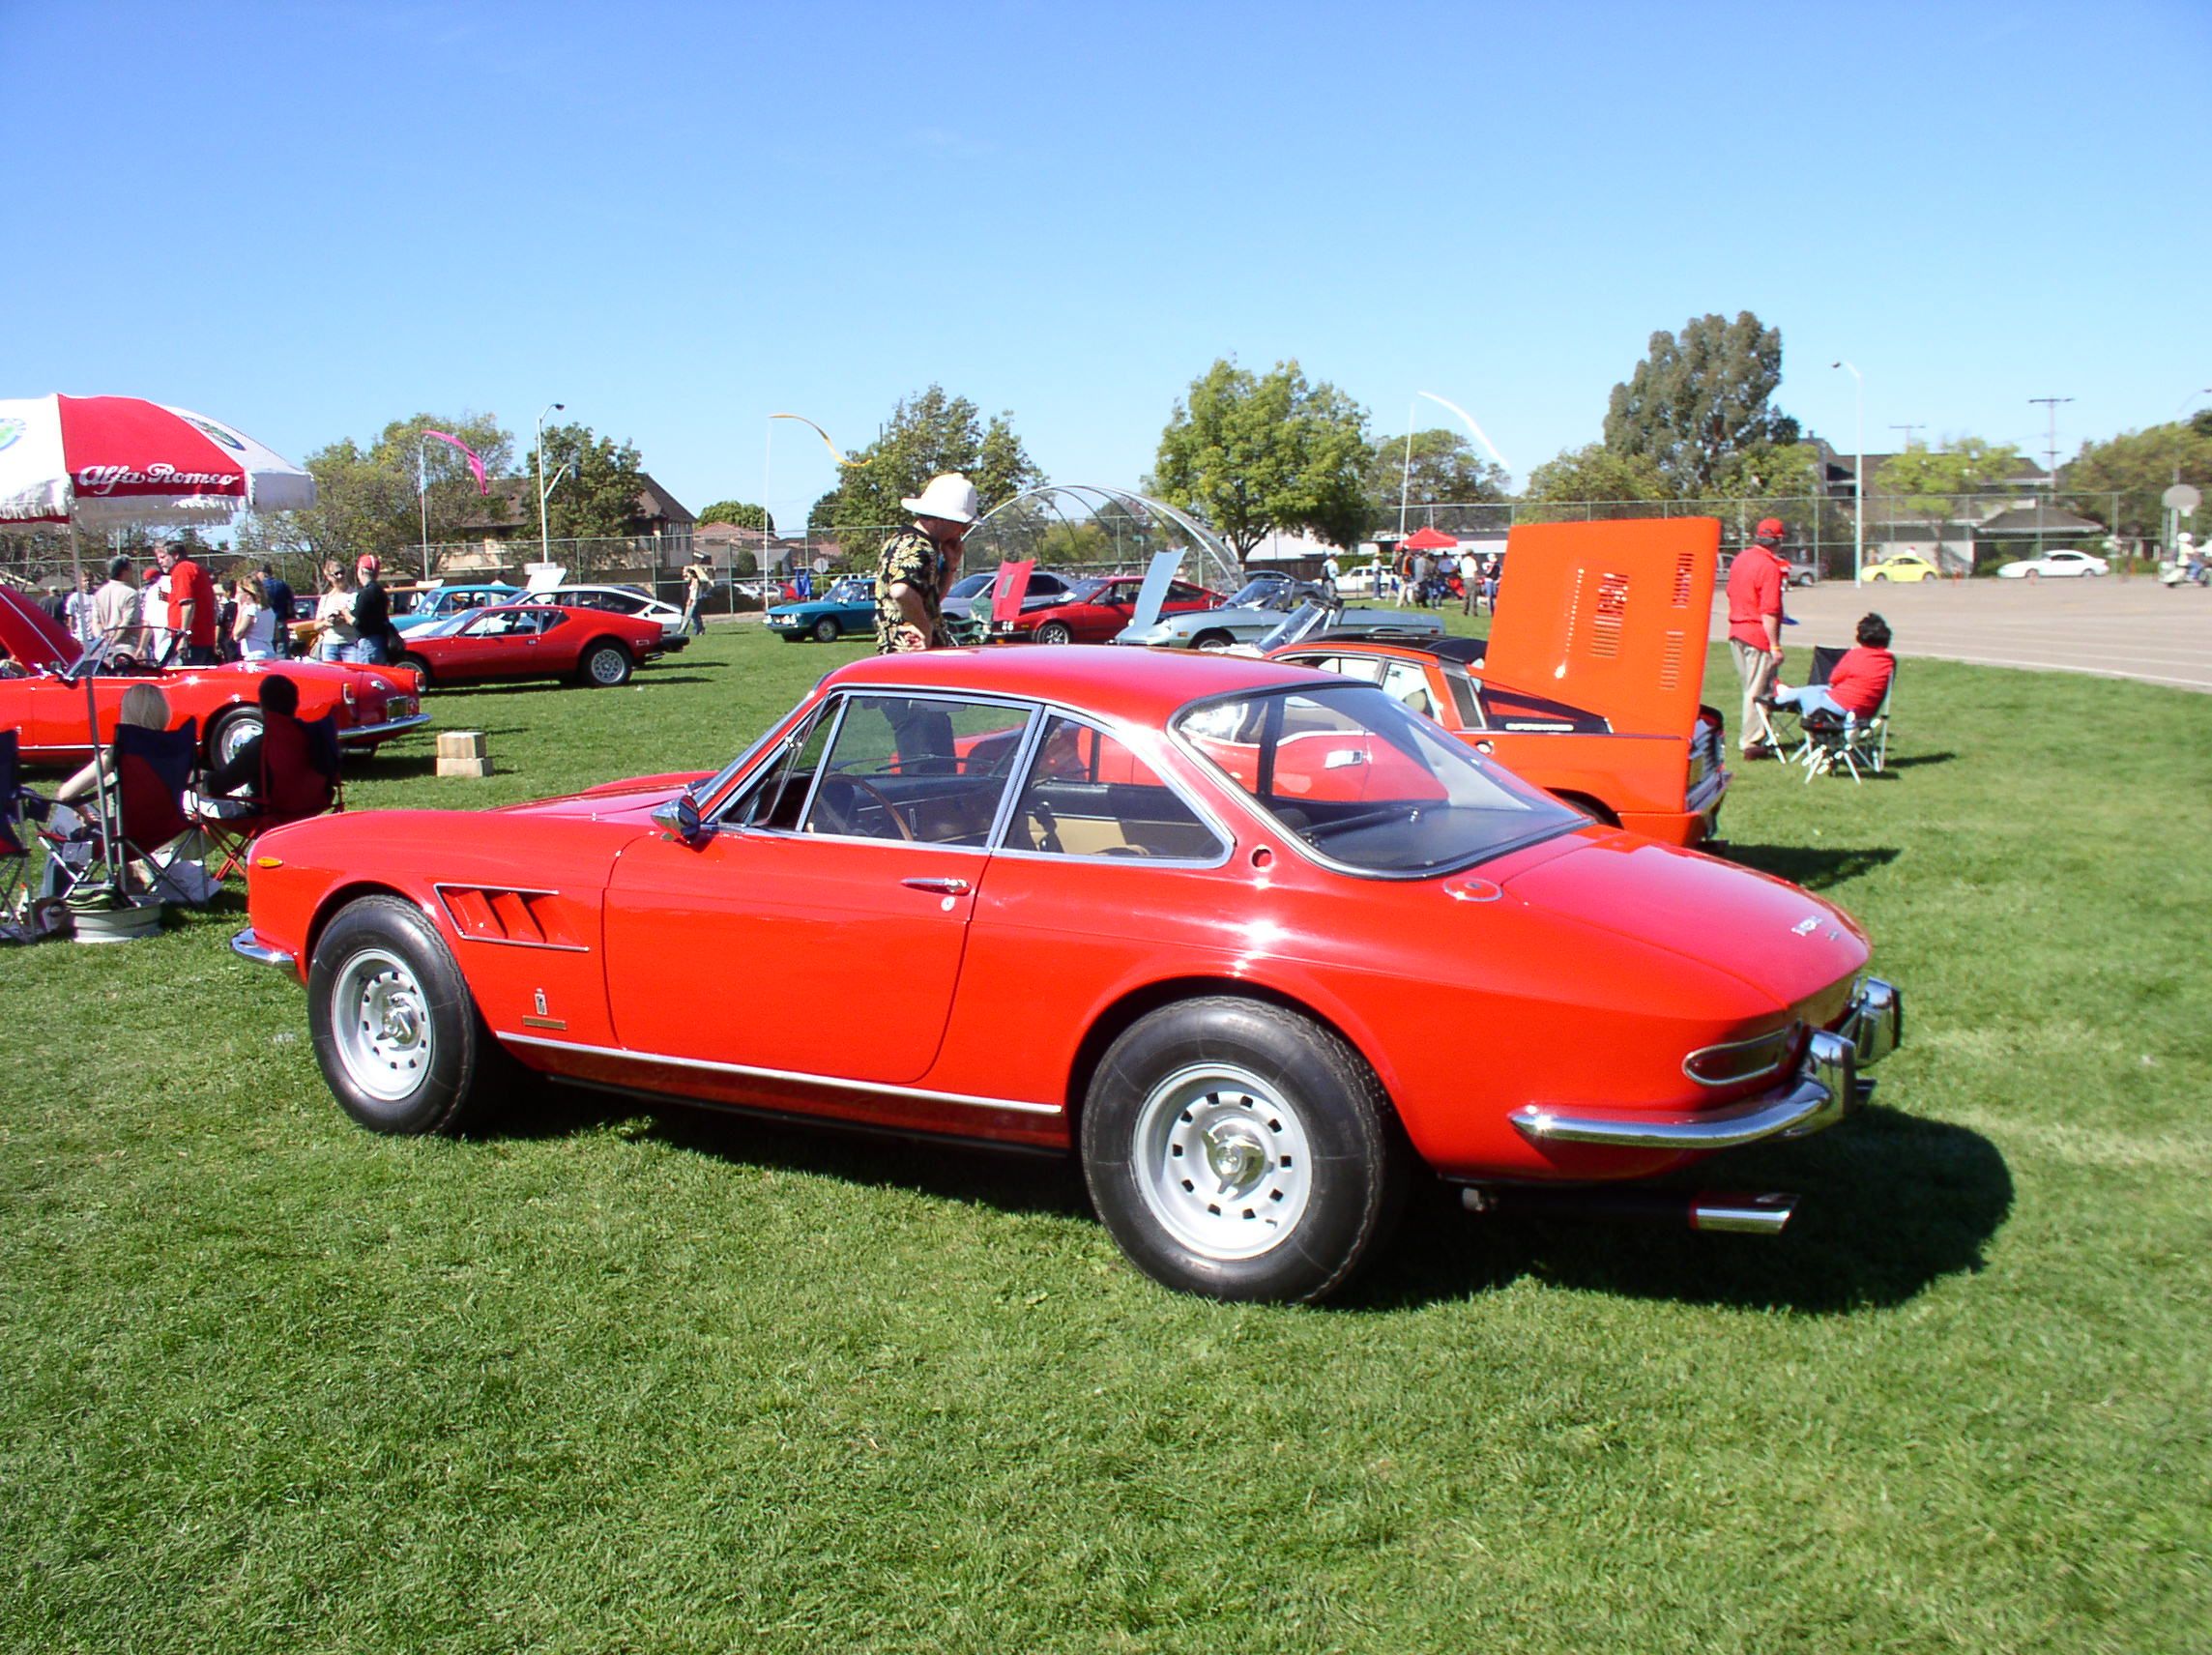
[1116,573,1443,649]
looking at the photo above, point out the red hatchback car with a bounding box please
[992,572,1219,646]
[234,644,1902,1304]
[394,603,675,689]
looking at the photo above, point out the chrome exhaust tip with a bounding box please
[1460,1185,1799,1235]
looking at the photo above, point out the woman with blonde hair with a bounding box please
[312,561,358,662]
[55,683,172,803]
[232,571,278,661]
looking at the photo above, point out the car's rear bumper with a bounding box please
[338,712,431,745]
[1509,978,1902,1150]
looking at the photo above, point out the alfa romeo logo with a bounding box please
[182,415,247,451]
[0,417,23,453]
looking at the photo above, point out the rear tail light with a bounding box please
[1684,1023,1801,1088]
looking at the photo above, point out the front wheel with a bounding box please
[1192,628,1236,652]
[579,641,632,686]
[1034,621,1075,646]
[306,894,508,1135]
[1081,997,1410,1302]
[812,616,841,643]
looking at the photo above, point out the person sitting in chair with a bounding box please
[1766,613,1896,723]
[55,683,171,806]
[196,674,335,827]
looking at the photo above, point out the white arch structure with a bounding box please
[965,483,1240,594]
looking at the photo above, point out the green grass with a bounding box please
[3,623,2208,1653]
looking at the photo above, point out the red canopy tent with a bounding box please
[1402,526,1459,551]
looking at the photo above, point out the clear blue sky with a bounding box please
[6,0,2206,530]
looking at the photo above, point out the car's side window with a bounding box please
[1379,660,1436,718]
[728,705,835,830]
[799,694,1031,847]
[533,610,565,633]
[1009,715,1225,862]
[1443,664,1485,729]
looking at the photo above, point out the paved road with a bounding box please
[1726,576,2212,694]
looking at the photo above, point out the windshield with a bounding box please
[1228,576,1291,609]
[946,573,994,599]
[1175,682,1580,877]
[414,612,478,638]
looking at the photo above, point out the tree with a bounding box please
[2064,419,2212,540]
[807,387,1043,543]
[1519,443,1673,520]
[237,437,416,574]
[1363,428,1510,517]
[1603,311,1799,494]
[521,421,650,544]
[1152,359,1374,557]
[694,500,774,532]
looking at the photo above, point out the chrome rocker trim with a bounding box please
[230,927,297,970]
[337,712,433,744]
[1511,978,1903,1151]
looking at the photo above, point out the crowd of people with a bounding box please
[40,548,398,669]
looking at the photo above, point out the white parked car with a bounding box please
[1996,549,2109,580]
[518,583,688,637]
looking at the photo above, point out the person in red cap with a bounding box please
[154,541,220,666]
[1726,517,1790,757]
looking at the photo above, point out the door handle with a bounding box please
[901,876,971,895]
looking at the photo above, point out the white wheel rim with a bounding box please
[588,649,626,683]
[1040,624,1070,645]
[218,715,260,767]
[332,946,434,1102]
[1132,1062,1313,1261]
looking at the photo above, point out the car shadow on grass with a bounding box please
[1725,841,1901,890]
[1349,1104,2013,1315]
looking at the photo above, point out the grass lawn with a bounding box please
[3,621,2207,1653]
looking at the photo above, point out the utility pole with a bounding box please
[1889,423,1926,450]
[2029,396,2073,561]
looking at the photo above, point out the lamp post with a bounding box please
[1832,362,1863,583]
[536,401,566,566]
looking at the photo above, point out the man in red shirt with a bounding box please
[1769,613,1895,721]
[155,542,220,666]
[1725,517,1790,757]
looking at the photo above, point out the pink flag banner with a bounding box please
[423,430,489,493]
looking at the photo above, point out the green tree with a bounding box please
[236,437,416,573]
[1603,311,1799,494]
[369,413,516,576]
[693,500,774,532]
[1364,428,1510,515]
[1153,359,1374,556]
[2064,419,2212,540]
[1519,443,1673,520]
[807,387,1043,543]
[521,421,651,545]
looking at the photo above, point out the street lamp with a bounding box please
[1832,362,1864,584]
[2177,388,2212,419]
[536,401,566,566]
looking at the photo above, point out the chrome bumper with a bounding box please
[230,926,296,970]
[337,712,432,745]
[1511,977,1903,1150]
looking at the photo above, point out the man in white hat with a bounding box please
[874,473,979,654]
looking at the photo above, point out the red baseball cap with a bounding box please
[1754,517,1786,542]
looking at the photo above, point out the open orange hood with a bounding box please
[1481,518,1720,738]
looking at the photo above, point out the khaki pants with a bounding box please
[1731,638,1780,750]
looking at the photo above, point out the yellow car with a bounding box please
[1866,553,1939,582]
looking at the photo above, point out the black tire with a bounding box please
[1192,628,1235,651]
[812,616,841,643]
[306,894,509,1136]
[1035,621,1075,646]
[1080,997,1410,1303]
[209,706,262,770]
[578,640,632,687]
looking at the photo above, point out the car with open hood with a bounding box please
[1117,571,1442,650]
[990,571,1220,645]
[1269,519,1732,846]
[0,585,426,769]
[393,602,672,689]
[232,642,1902,1304]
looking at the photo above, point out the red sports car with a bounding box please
[0,587,425,769]
[233,643,1903,1303]
[991,572,1219,645]
[394,603,675,689]
[1269,518,1731,846]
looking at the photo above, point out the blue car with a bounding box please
[392,583,523,635]
[765,577,875,643]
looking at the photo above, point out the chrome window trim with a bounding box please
[502,1031,1063,1117]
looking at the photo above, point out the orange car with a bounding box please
[1269,518,1730,846]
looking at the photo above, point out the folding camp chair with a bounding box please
[1800,673,1894,785]
[199,712,343,882]
[34,718,209,905]
[1,731,37,931]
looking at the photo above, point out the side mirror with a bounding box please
[652,791,713,846]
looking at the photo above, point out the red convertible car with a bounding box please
[394,603,676,689]
[0,586,425,769]
[234,646,1901,1302]
[990,572,1219,645]
[1269,519,1732,845]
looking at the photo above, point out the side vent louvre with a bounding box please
[1671,550,1695,607]
[1658,629,1685,690]
[437,886,587,951]
[1582,571,1631,660]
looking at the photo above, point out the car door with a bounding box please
[601,689,1033,1087]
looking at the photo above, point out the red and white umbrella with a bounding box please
[0,393,316,529]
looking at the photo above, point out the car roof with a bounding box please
[823,644,1324,723]
[1277,630,1488,665]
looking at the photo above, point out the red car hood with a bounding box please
[0,585,80,671]
[1501,830,1869,1013]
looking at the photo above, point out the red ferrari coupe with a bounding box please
[1269,518,1732,846]
[233,644,1902,1303]
[0,587,425,769]
[991,572,1219,645]
[394,603,676,689]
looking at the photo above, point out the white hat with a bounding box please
[901,473,981,525]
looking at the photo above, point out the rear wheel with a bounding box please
[1035,621,1075,646]
[579,641,632,687]
[399,653,434,688]
[307,894,509,1135]
[1081,997,1409,1302]
[812,616,841,643]
[210,707,263,769]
